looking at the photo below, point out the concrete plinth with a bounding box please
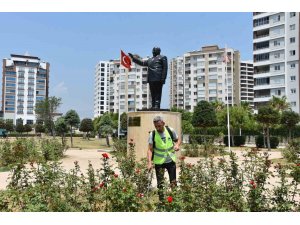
[127,111,182,161]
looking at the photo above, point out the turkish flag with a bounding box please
[121,50,131,69]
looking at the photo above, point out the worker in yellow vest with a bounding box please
[148,115,181,201]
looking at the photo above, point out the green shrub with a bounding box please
[223,136,246,147]
[283,140,300,163]
[112,138,127,153]
[40,139,66,161]
[255,135,265,148]
[0,139,40,166]
[270,136,279,149]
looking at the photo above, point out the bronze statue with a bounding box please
[129,47,168,109]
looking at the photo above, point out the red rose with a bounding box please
[122,188,127,192]
[135,169,141,174]
[250,180,255,185]
[167,196,173,203]
[137,193,144,198]
[296,163,300,166]
[102,153,109,159]
[92,186,99,192]
[114,173,118,178]
[99,182,105,188]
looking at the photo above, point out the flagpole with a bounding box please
[225,45,231,152]
[125,68,128,113]
[118,82,121,139]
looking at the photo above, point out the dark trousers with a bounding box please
[149,81,163,109]
[155,161,177,201]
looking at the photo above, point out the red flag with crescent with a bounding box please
[121,50,131,69]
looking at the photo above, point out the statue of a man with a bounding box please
[129,47,168,109]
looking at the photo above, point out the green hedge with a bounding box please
[223,135,246,147]
[255,135,279,149]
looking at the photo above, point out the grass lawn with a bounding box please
[1,136,114,150]
[65,137,113,150]
[0,167,9,172]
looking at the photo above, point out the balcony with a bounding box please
[254,96,271,102]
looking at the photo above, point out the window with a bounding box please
[291,76,296,81]
[291,101,296,107]
[276,15,280,21]
[275,90,281,96]
[291,89,296,94]
[290,50,296,56]
[275,65,281,71]
[290,12,296,17]
[274,40,280,46]
[290,24,296,30]
[290,37,296,43]
[274,53,280,58]
[291,63,296,69]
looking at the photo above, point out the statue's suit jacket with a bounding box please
[131,55,168,83]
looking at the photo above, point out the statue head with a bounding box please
[152,47,161,57]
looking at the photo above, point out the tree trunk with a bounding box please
[289,129,292,143]
[266,127,271,151]
[70,126,73,148]
[87,132,90,140]
[61,135,64,145]
[106,135,110,147]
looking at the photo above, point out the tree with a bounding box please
[269,96,290,112]
[15,118,24,136]
[0,119,5,129]
[5,119,14,132]
[256,106,280,151]
[65,110,80,148]
[55,117,68,145]
[79,118,94,140]
[99,113,115,146]
[192,101,217,129]
[281,110,300,142]
[24,124,32,136]
[35,123,45,136]
[192,101,217,145]
[35,96,62,136]
[171,107,194,134]
[120,112,128,131]
[218,105,251,146]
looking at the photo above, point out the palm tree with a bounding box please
[269,96,290,112]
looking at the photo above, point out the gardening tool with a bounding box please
[145,168,153,196]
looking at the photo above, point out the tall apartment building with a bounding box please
[240,61,254,108]
[2,54,49,125]
[253,12,300,112]
[93,59,151,117]
[170,57,184,109]
[93,61,110,118]
[170,45,241,112]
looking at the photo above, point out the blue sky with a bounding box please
[0,12,253,119]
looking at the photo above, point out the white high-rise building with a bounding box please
[170,57,184,109]
[2,54,49,125]
[253,12,300,112]
[93,59,151,118]
[93,61,110,118]
[240,61,254,108]
[170,45,241,112]
[108,59,151,114]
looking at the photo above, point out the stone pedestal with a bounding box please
[127,111,182,161]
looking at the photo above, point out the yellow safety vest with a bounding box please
[153,129,176,165]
